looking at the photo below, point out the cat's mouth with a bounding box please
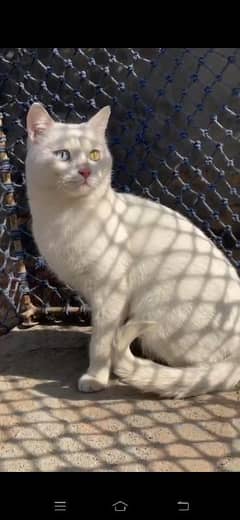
[68,179,89,185]
[60,178,93,196]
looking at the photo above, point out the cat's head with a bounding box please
[26,103,112,198]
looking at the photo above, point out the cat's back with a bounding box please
[118,191,211,253]
[118,191,240,288]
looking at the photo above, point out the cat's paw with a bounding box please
[77,374,107,393]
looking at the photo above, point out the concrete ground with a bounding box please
[0,325,240,472]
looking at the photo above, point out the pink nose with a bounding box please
[79,168,91,179]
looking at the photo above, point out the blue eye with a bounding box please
[54,149,71,161]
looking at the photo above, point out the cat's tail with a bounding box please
[113,321,240,398]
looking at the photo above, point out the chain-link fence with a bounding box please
[1,48,240,333]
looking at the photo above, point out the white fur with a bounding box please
[25,103,240,398]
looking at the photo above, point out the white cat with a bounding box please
[25,103,240,398]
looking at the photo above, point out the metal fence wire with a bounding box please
[1,48,240,333]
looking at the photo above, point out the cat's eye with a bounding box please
[89,149,101,161]
[54,149,71,161]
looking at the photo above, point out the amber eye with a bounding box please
[89,149,101,161]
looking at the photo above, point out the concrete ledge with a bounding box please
[0,325,240,472]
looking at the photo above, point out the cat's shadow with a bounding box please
[0,326,154,401]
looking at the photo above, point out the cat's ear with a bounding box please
[88,106,111,134]
[27,103,54,142]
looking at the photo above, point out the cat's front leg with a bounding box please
[77,327,118,392]
[78,298,126,392]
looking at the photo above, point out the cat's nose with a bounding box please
[78,168,91,179]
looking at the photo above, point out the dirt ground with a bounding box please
[0,325,240,472]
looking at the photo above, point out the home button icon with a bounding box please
[112,500,128,512]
